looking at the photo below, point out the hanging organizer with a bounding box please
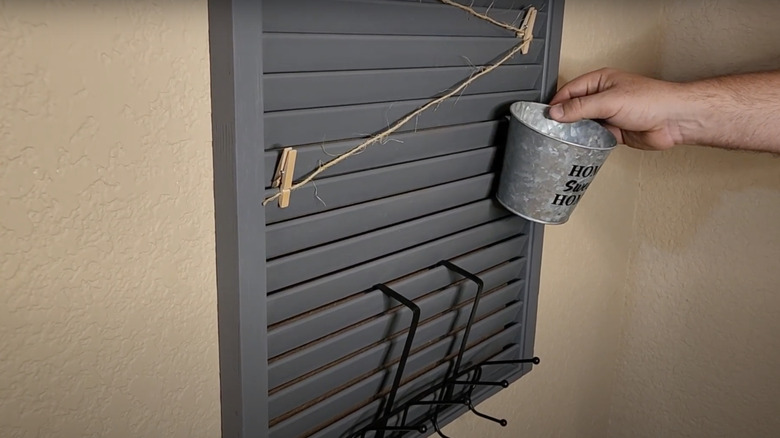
[208,0,565,437]
[350,261,541,438]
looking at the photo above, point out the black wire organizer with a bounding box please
[350,260,541,438]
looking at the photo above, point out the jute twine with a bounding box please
[263,1,534,206]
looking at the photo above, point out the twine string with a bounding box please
[263,2,533,206]
[438,0,525,37]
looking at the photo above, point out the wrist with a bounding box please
[671,81,717,147]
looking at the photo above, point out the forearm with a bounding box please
[677,70,780,153]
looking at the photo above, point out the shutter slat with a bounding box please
[309,344,523,438]
[263,0,546,38]
[269,319,523,436]
[264,90,540,148]
[268,235,528,387]
[264,147,497,224]
[269,294,523,420]
[264,34,545,73]
[264,121,502,187]
[268,257,525,360]
[264,64,542,111]
[267,199,508,292]
[267,217,527,324]
[265,173,495,259]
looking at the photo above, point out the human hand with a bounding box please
[548,68,691,151]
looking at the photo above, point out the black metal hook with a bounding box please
[343,260,541,437]
[420,261,515,435]
[481,356,541,366]
[356,283,421,438]
[450,379,509,388]
[434,259,485,400]
[462,366,508,427]
[429,260,487,436]
[432,414,451,438]
[449,356,542,429]
[465,396,508,427]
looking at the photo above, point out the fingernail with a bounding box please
[549,104,564,119]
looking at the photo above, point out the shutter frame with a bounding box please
[208,0,270,436]
[210,0,565,436]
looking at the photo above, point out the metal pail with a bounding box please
[496,101,617,225]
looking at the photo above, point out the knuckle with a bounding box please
[562,97,585,118]
[570,97,585,112]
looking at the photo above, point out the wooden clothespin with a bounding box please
[519,7,537,55]
[272,147,297,208]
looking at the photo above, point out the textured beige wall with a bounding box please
[446,1,661,437]
[607,1,780,437]
[0,1,220,437]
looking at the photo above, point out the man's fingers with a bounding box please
[549,69,614,105]
[548,92,620,123]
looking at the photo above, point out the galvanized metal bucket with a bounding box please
[496,101,617,225]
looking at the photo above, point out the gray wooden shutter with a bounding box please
[209,0,565,436]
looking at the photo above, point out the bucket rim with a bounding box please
[510,101,618,151]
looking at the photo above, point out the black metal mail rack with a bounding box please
[351,261,541,438]
[208,0,564,436]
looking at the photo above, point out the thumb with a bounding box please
[548,93,618,123]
